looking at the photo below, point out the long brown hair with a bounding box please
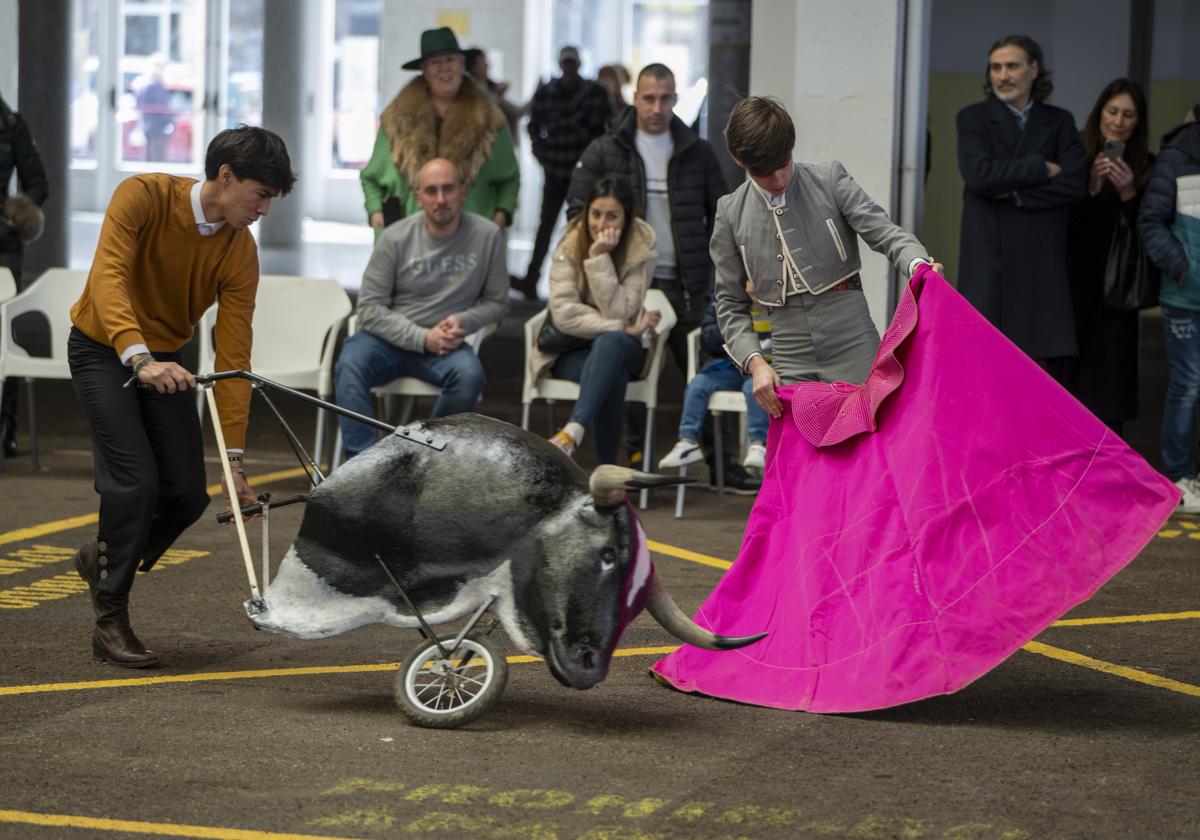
[1080,78,1152,188]
[569,176,639,275]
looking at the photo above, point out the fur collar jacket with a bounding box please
[380,75,506,186]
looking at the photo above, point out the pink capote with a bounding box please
[652,267,1180,713]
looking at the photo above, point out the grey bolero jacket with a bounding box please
[712,161,929,369]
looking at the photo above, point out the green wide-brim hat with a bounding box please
[402,27,464,70]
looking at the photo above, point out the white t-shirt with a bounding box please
[635,129,675,278]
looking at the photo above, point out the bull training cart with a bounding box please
[192,369,508,729]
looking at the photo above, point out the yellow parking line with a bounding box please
[1051,610,1200,627]
[1023,641,1200,698]
[0,808,359,840]
[0,646,679,698]
[0,467,312,548]
[648,539,731,570]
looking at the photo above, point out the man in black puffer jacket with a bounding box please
[566,64,752,489]
[0,93,50,458]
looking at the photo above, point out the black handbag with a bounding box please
[1103,209,1160,311]
[536,311,591,355]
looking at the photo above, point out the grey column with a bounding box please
[17,0,71,278]
[257,0,313,250]
[706,0,752,189]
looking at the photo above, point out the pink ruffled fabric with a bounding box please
[652,267,1180,713]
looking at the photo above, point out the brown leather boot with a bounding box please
[93,591,159,668]
[72,541,101,617]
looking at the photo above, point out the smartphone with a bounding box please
[1103,139,1125,161]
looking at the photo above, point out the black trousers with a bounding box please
[0,253,24,432]
[525,172,573,282]
[68,328,210,595]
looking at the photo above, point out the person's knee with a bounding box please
[593,330,628,351]
[334,334,381,389]
[445,353,486,395]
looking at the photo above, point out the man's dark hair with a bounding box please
[636,63,675,88]
[724,96,795,177]
[204,125,297,195]
[984,35,1053,102]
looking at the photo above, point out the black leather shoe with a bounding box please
[73,541,101,616]
[93,591,159,668]
[707,465,762,496]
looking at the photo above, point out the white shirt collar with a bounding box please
[190,181,225,236]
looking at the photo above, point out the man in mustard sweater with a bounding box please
[68,126,295,668]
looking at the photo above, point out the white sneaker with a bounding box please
[1176,477,1200,515]
[659,439,704,469]
[742,442,767,470]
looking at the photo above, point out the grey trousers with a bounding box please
[769,287,880,385]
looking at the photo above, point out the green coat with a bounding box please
[360,95,520,240]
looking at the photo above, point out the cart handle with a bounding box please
[216,493,308,524]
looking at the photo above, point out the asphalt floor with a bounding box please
[0,298,1197,840]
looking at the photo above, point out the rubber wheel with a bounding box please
[394,633,508,728]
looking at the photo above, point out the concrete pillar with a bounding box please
[749,0,907,330]
[257,0,314,249]
[706,0,752,188]
[17,0,71,277]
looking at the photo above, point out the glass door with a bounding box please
[69,0,264,210]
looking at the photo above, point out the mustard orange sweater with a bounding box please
[71,174,258,448]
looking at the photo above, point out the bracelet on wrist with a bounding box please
[132,356,153,374]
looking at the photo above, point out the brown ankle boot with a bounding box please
[73,541,101,617]
[93,591,159,668]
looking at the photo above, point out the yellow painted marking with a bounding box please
[1023,641,1200,698]
[647,539,731,570]
[1158,530,1183,538]
[0,646,679,698]
[1052,610,1200,627]
[0,808,361,839]
[0,550,208,610]
[1181,520,1198,530]
[0,467,312,548]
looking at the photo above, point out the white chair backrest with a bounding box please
[0,268,16,304]
[637,287,678,384]
[199,275,351,379]
[0,268,89,372]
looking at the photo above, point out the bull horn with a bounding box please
[645,574,767,650]
[589,465,694,507]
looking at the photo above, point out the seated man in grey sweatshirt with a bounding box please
[335,157,510,459]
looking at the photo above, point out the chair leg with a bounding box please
[331,426,344,472]
[713,410,724,508]
[674,465,687,519]
[397,395,416,426]
[639,409,656,510]
[312,404,326,472]
[0,378,6,471]
[26,378,39,471]
[521,402,530,431]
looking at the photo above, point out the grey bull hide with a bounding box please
[246,414,764,689]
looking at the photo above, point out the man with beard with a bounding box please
[335,158,509,461]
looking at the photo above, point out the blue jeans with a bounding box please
[1161,307,1200,481]
[334,330,486,457]
[678,363,769,444]
[552,330,646,465]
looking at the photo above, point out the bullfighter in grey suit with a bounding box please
[712,96,940,421]
[955,35,1086,370]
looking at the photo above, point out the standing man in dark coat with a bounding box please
[517,46,611,299]
[956,35,1086,375]
[566,63,749,490]
[0,92,50,458]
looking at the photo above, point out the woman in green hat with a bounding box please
[360,27,519,240]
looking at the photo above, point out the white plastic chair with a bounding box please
[520,288,677,509]
[0,267,89,470]
[329,316,499,471]
[197,274,351,469]
[0,268,16,304]
[673,326,749,518]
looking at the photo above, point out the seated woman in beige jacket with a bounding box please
[528,177,660,463]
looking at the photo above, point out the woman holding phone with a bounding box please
[528,177,660,464]
[1065,78,1154,434]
